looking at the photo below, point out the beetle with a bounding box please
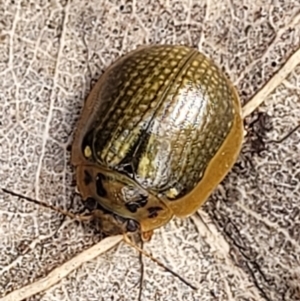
[70,44,244,241]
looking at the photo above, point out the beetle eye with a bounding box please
[126,219,139,232]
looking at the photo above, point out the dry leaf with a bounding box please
[0,0,300,300]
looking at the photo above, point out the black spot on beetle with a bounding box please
[125,202,139,213]
[125,195,148,213]
[148,212,158,218]
[148,206,163,219]
[84,170,93,185]
[137,195,148,207]
[148,206,163,214]
[126,219,139,232]
[96,173,107,197]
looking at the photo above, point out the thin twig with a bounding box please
[0,235,123,301]
[242,47,300,118]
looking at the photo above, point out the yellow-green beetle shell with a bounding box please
[71,44,244,234]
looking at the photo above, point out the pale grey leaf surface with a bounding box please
[0,0,300,300]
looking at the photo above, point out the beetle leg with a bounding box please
[123,234,198,290]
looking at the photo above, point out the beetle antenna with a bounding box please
[1,188,92,221]
[123,234,198,290]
